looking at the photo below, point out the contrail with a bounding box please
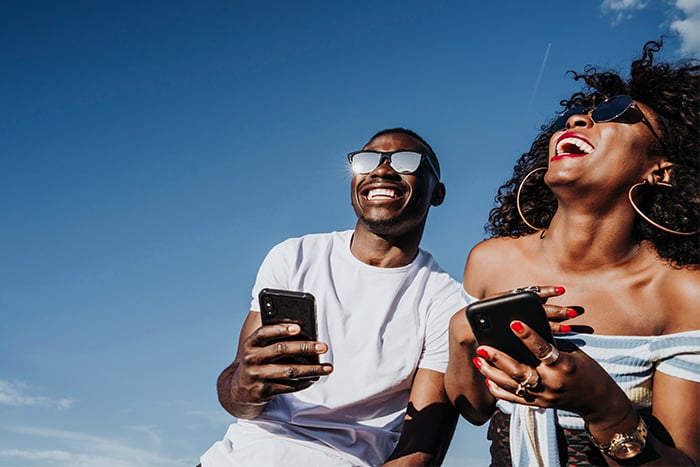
[530,42,551,106]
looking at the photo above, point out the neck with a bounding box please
[350,222,423,268]
[540,204,641,271]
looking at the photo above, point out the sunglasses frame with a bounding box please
[551,95,665,150]
[347,150,440,180]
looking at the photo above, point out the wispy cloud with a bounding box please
[0,380,75,410]
[600,0,700,57]
[670,0,700,56]
[1,426,190,467]
[601,0,649,25]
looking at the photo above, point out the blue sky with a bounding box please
[1,1,698,466]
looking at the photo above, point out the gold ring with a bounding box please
[522,367,540,389]
[540,345,560,366]
[285,367,295,378]
[515,382,527,397]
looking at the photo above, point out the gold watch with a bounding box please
[587,416,648,460]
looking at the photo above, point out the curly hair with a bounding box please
[487,38,699,267]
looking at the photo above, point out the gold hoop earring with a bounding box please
[628,181,699,236]
[516,167,548,232]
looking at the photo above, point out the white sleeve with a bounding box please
[418,279,470,373]
[249,239,297,312]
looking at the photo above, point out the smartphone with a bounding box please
[466,291,554,367]
[258,288,319,369]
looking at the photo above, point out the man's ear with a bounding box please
[645,161,675,187]
[431,182,446,207]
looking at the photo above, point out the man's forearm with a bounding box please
[217,362,267,419]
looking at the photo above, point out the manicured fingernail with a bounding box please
[511,321,524,333]
[555,286,566,294]
[566,308,578,318]
[477,348,489,358]
[485,379,491,388]
[472,357,482,369]
[560,325,572,333]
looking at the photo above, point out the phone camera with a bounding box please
[473,312,491,331]
[263,298,274,316]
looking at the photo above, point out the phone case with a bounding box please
[466,291,554,367]
[259,288,319,368]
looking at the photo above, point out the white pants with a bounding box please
[200,422,361,467]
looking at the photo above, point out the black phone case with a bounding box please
[466,291,554,367]
[259,288,319,368]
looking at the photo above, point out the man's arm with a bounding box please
[383,368,458,466]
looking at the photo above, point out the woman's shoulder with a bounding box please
[654,262,700,333]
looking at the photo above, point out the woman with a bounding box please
[445,39,699,466]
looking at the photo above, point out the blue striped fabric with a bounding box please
[497,330,700,466]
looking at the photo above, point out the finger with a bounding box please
[510,320,561,365]
[473,346,530,393]
[534,285,566,302]
[267,363,333,382]
[249,323,302,346]
[543,304,581,322]
[265,340,329,363]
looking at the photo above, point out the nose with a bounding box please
[369,156,400,178]
[565,112,593,130]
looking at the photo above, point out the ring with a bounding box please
[515,382,528,397]
[510,285,540,294]
[285,367,296,378]
[540,345,561,366]
[522,367,540,389]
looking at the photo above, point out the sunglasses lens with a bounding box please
[389,151,422,173]
[552,106,585,132]
[350,152,382,174]
[591,95,633,122]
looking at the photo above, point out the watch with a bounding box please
[587,416,648,460]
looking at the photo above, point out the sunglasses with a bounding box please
[551,94,664,148]
[347,150,440,180]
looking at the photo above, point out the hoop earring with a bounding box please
[628,181,699,236]
[516,167,548,232]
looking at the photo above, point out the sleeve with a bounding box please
[654,331,700,383]
[418,277,471,373]
[249,238,296,312]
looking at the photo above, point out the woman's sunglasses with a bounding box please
[551,94,664,148]
[347,150,440,180]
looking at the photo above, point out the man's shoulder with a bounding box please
[277,230,352,247]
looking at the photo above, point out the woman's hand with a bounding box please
[472,320,633,426]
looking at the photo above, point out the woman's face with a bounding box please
[545,100,664,195]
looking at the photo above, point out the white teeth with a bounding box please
[556,137,594,155]
[368,188,396,200]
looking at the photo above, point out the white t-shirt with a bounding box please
[201,230,467,467]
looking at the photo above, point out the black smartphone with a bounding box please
[466,291,554,367]
[258,288,319,369]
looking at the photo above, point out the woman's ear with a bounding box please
[645,161,674,187]
[431,182,446,207]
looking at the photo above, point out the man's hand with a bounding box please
[217,312,333,419]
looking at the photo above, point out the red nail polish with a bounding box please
[472,357,482,369]
[566,308,578,318]
[476,348,489,359]
[484,379,491,388]
[511,321,524,332]
[555,286,566,294]
[560,325,571,333]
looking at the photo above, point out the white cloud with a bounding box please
[601,0,649,25]
[1,426,190,467]
[0,380,75,410]
[671,0,700,57]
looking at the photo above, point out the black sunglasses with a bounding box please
[551,95,664,149]
[347,150,440,180]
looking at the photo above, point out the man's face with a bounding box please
[350,132,443,237]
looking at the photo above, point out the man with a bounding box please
[200,128,467,466]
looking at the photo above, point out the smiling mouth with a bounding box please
[554,135,594,159]
[367,188,398,200]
